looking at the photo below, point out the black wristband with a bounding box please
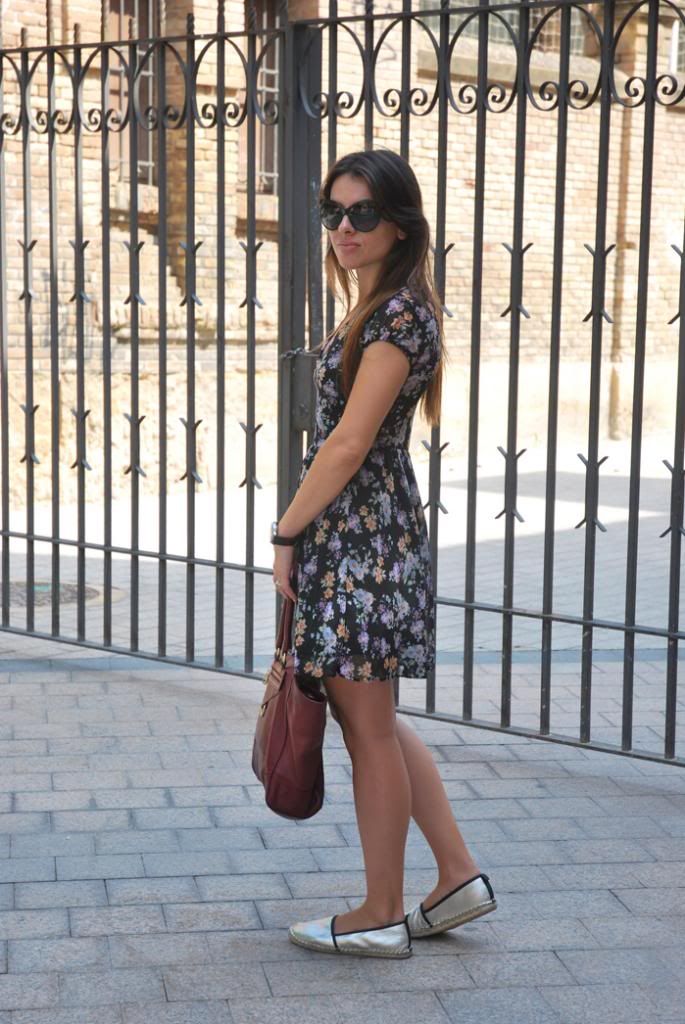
[271,533,301,546]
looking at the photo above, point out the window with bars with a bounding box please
[108,0,159,186]
[239,0,280,196]
[670,14,685,73]
[419,1,587,56]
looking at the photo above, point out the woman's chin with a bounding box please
[337,254,362,268]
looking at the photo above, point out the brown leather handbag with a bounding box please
[252,593,327,820]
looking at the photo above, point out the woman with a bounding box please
[270,149,496,959]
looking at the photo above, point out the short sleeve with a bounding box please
[359,288,433,375]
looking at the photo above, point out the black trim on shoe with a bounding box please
[419,902,431,927]
[481,873,496,901]
[422,872,488,915]
[403,916,413,951]
[331,915,339,950]
[332,917,408,937]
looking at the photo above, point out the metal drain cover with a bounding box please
[7,582,100,607]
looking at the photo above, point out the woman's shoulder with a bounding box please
[360,285,440,372]
[367,285,439,339]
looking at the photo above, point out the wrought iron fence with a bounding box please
[1,1,685,766]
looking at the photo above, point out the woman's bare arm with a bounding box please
[276,341,410,538]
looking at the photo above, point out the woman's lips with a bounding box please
[338,243,359,250]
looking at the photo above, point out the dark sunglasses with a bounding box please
[319,199,383,232]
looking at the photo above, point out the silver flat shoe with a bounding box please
[406,872,497,938]
[288,914,412,958]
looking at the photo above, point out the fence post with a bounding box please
[277,10,321,525]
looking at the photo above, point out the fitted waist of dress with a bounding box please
[311,435,409,452]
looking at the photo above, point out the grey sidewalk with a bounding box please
[0,632,684,1024]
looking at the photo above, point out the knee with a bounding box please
[339,712,398,755]
[323,677,398,753]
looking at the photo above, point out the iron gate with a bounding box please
[1,0,685,766]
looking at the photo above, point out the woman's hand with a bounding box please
[272,543,298,603]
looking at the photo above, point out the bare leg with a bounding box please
[395,716,480,907]
[323,675,411,933]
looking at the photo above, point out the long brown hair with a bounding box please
[319,148,447,428]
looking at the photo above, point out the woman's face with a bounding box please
[326,172,406,297]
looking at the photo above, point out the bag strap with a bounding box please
[275,594,295,657]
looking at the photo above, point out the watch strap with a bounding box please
[272,533,301,546]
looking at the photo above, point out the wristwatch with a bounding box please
[270,520,302,546]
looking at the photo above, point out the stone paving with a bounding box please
[0,631,683,1022]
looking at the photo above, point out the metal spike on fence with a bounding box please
[68,240,91,302]
[69,408,92,471]
[582,242,616,322]
[179,417,203,483]
[494,444,527,522]
[179,240,203,306]
[668,243,684,324]
[574,452,608,531]
[19,404,40,464]
[123,414,147,477]
[238,420,262,489]
[421,438,449,514]
[18,239,37,301]
[500,241,533,318]
[659,459,685,538]
[239,240,263,309]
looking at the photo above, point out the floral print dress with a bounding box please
[292,285,440,686]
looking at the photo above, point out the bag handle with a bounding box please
[275,592,295,660]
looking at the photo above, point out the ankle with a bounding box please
[361,900,405,924]
[437,862,479,889]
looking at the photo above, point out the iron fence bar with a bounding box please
[306,32,322,353]
[157,36,168,657]
[579,0,615,743]
[621,0,658,754]
[277,17,307,553]
[665,212,685,760]
[276,3,287,636]
[214,3,226,668]
[73,27,88,641]
[463,0,490,720]
[47,44,61,638]
[243,6,258,674]
[399,0,411,163]
[423,0,451,715]
[325,0,338,341]
[126,25,142,651]
[364,1,374,149]
[0,28,8,627]
[100,39,113,648]
[499,1,530,730]
[183,13,198,663]
[540,1,572,736]
[19,34,36,633]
